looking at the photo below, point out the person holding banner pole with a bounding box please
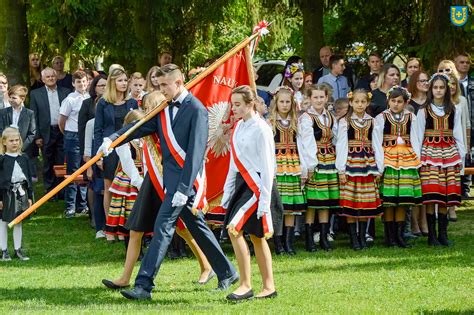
[98,64,237,300]
[221,85,277,301]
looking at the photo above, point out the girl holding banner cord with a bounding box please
[222,85,277,301]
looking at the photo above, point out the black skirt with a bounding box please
[103,151,119,180]
[125,174,162,233]
[0,183,29,223]
[224,173,267,238]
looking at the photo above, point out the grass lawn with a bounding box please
[0,186,473,314]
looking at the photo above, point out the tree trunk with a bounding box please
[300,0,324,73]
[133,0,157,74]
[0,0,29,85]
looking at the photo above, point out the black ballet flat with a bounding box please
[226,289,254,301]
[255,291,278,299]
[102,279,130,290]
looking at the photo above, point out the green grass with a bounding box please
[0,186,473,314]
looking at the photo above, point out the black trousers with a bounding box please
[134,185,236,292]
[41,126,64,192]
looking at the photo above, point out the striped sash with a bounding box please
[159,109,208,213]
[228,121,272,237]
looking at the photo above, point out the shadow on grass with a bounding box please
[0,287,201,307]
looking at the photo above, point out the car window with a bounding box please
[256,64,285,86]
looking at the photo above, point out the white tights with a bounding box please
[0,220,22,250]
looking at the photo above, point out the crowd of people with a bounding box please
[0,47,472,302]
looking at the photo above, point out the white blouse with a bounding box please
[297,107,337,177]
[335,113,384,174]
[221,114,276,216]
[115,140,143,190]
[373,109,421,161]
[414,103,466,167]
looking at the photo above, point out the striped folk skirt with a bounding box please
[339,149,382,217]
[381,144,422,206]
[105,169,139,236]
[276,174,306,215]
[420,137,462,206]
[305,149,339,209]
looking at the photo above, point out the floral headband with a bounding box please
[347,91,372,100]
[429,73,452,87]
[272,85,295,96]
[386,85,412,99]
[284,63,304,78]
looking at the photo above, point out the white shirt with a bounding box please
[169,89,189,119]
[84,118,95,157]
[6,153,27,183]
[335,113,384,174]
[221,114,275,215]
[115,141,143,190]
[373,109,421,162]
[415,103,466,170]
[59,91,90,132]
[455,96,471,150]
[297,107,337,177]
[11,105,23,127]
[46,86,61,126]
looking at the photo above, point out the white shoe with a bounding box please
[365,233,374,242]
[95,230,106,239]
[328,233,335,242]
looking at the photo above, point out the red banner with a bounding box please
[190,48,251,206]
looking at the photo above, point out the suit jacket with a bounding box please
[78,97,96,156]
[30,85,71,143]
[93,98,138,155]
[110,91,208,196]
[0,154,33,200]
[0,107,37,155]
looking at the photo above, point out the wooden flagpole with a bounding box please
[9,32,261,228]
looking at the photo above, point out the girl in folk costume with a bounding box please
[222,86,277,300]
[105,110,144,244]
[298,84,339,251]
[267,86,306,255]
[102,91,214,289]
[0,127,33,261]
[283,63,305,109]
[373,86,422,248]
[414,74,465,246]
[336,89,384,250]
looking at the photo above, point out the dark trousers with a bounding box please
[63,131,87,211]
[41,126,64,192]
[135,192,236,292]
[93,192,105,232]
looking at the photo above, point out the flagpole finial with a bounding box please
[253,20,271,36]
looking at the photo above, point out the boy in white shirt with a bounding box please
[59,70,90,218]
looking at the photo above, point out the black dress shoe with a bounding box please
[121,286,151,300]
[226,289,254,301]
[215,272,239,291]
[255,291,278,299]
[102,279,130,290]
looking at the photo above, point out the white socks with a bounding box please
[0,219,22,250]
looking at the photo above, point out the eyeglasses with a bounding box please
[438,68,452,73]
[0,81,7,85]
[417,79,429,83]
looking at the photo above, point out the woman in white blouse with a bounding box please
[221,85,277,301]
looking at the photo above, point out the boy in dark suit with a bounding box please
[99,64,237,300]
[0,85,36,158]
